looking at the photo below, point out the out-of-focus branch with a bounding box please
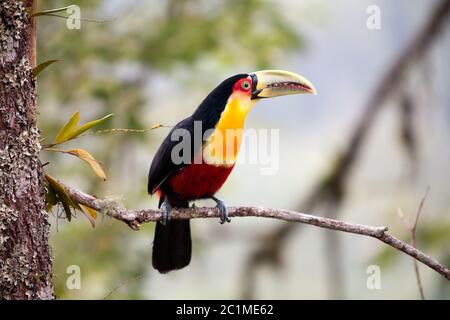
[61,183,450,282]
[243,0,450,298]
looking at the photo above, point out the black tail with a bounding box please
[152,199,191,273]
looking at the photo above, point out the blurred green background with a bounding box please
[37,0,450,299]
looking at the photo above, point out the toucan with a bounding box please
[148,70,317,273]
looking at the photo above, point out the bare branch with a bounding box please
[398,187,430,300]
[412,187,429,233]
[61,182,450,282]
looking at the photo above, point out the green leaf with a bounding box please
[44,174,98,226]
[54,112,79,143]
[32,60,59,77]
[44,184,58,212]
[72,113,114,138]
[31,5,77,17]
[45,174,77,221]
[53,113,113,145]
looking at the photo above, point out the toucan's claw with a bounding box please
[211,196,230,224]
[160,198,172,226]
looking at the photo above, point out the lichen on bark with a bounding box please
[0,0,54,300]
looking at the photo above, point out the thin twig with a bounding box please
[102,275,144,300]
[411,188,430,299]
[399,187,430,299]
[61,182,450,282]
[35,13,116,23]
[412,187,429,233]
[41,126,170,150]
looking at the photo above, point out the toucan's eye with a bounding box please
[241,81,251,90]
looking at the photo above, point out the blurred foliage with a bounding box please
[37,0,303,191]
[36,0,304,298]
[52,220,152,299]
[37,0,301,119]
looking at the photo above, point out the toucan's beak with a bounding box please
[250,70,317,99]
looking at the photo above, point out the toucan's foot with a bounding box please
[211,196,230,224]
[160,198,172,226]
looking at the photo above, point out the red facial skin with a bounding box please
[232,77,253,96]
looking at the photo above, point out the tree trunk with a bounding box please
[0,0,54,299]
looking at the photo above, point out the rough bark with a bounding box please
[0,0,54,299]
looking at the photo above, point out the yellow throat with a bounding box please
[203,92,256,166]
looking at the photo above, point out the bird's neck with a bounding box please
[202,93,256,166]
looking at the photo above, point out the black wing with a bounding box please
[147,117,196,195]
